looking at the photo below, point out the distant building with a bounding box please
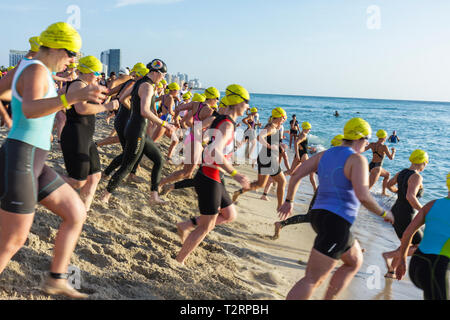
[9,50,27,67]
[100,49,121,76]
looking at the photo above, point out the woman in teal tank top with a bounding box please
[392,172,450,300]
[0,22,107,299]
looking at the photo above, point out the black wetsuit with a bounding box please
[391,169,424,244]
[369,144,384,171]
[297,138,308,159]
[104,79,142,176]
[106,76,163,193]
[280,188,318,227]
[60,79,101,181]
[257,129,281,176]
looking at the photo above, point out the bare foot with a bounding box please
[100,191,112,204]
[272,222,282,240]
[41,277,88,299]
[127,174,145,184]
[149,192,167,205]
[260,195,269,201]
[177,221,193,244]
[160,184,174,196]
[232,189,243,203]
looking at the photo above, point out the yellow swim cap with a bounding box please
[343,118,372,140]
[271,107,287,119]
[331,134,344,147]
[446,172,450,191]
[131,62,146,73]
[219,97,228,108]
[161,79,167,85]
[376,129,387,139]
[182,92,192,100]
[168,82,180,91]
[223,84,250,106]
[68,62,78,69]
[39,22,82,53]
[135,67,149,77]
[204,87,220,100]
[29,36,41,52]
[302,122,312,130]
[77,56,102,74]
[250,107,258,113]
[192,93,206,103]
[409,149,429,164]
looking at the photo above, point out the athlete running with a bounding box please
[232,107,288,210]
[382,149,428,278]
[158,87,220,189]
[392,172,450,300]
[60,56,119,212]
[289,115,300,149]
[364,129,396,195]
[0,22,107,298]
[175,84,250,265]
[272,134,344,240]
[286,122,317,191]
[278,118,394,300]
[100,59,175,205]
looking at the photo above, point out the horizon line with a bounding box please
[248,92,450,105]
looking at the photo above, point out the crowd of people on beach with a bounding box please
[0,22,448,300]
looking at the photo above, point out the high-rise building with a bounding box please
[100,49,121,76]
[9,50,27,67]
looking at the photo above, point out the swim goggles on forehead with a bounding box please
[205,88,219,99]
[80,63,101,76]
[226,89,249,104]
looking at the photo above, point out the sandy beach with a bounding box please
[0,114,328,300]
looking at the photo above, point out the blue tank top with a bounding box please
[418,198,450,259]
[312,146,361,224]
[9,59,58,151]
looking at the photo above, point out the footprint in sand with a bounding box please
[250,271,282,287]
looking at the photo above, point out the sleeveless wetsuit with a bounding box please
[104,79,142,176]
[60,79,101,181]
[257,128,281,176]
[106,76,163,193]
[409,198,450,300]
[0,59,64,213]
[310,146,360,259]
[297,137,308,159]
[369,144,385,171]
[391,169,424,244]
[194,115,235,215]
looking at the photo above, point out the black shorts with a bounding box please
[0,139,65,214]
[257,155,281,176]
[369,162,382,171]
[194,169,233,215]
[392,204,423,245]
[290,129,298,135]
[61,124,101,181]
[310,209,355,259]
[409,249,449,300]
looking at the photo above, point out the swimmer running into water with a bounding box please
[364,129,396,196]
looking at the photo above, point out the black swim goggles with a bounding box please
[64,49,77,58]
[226,89,249,104]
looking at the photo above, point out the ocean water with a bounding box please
[232,93,449,300]
[243,93,450,203]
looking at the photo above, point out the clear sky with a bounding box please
[1,0,450,102]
